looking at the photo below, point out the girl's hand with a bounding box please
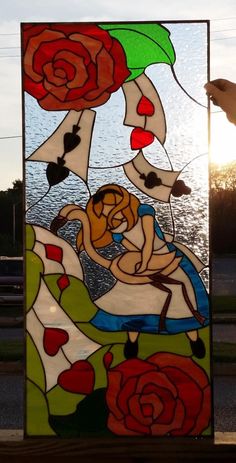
[135,261,148,274]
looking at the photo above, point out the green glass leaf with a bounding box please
[100,23,176,81]
[26,333,46,392]
[26,250,44,312]
[49,388,111,437]
[47,384,84,416]
[26,224,35,250]
[44,274,98,322]
[26,379,55,436]
[87,345,111,389]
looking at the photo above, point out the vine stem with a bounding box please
[26,186,51,213]
[171,65,207,109]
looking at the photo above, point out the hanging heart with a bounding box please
[46,160,69,186]
[130,128,154,150]
[137,96,155,116]
[43,327,69,356]
[63,128,81,154]
[58,360,95,394]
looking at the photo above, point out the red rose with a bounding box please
[23,23,130,111]
[105,352,211,436]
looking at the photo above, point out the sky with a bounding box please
[0,0,235,190]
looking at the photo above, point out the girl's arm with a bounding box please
[136,214,155,273]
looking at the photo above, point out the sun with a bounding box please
[210,113,236,165]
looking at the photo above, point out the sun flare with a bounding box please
[210,113,236,165]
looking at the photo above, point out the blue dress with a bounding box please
[91,204,209,334]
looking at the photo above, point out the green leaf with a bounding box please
[100,23,176,80]
[49,388,111,437]
[26,333,46,392]
[26,224,35,250]
[26,379,55,436]
[44,274,98,322]
[26,250,44,312]
[88,345,111,389]
[47,384,85,416]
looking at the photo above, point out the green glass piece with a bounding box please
[43,274,98,322]
[26,333,46,392]
[49,388,111,437]
[47,385,84,416]
[26,224,36,250]
[88,345,111,389]
[26,250,44,312]
[100,23,176,80]
[26,379,55,436]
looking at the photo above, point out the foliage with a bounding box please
[100,23,176,81]
[0,179,23,256]
[211,161,236,191]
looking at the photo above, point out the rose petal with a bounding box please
[70,32,103,61]
[142,403,153,417]
[85,48,114,100]
[163,366,202,434]
[107,413,139,436]
[139,393,164,421]
[54,51,88,89]
[53,24,113,51]
[38,91,109,111]
[54,59,75,82]
[43,79,69,102]
[108,38,130,92]
[23,74,47,99]
[189,385,211,435]
[152,398,185,436]
[43,62,67,86]
[118,376,137,415]
[24,29,65,82]
[113,358,156,386]
[128,394,154,426]
[125,415,150,435]
[141,390,174,423]
[106,371,124,420]
[136,371,178,398]
[148,352,209,389]
[33,38,90,76]
[23,24,49,50]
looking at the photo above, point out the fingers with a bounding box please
[206,79,232,91]
[204,83,222,106]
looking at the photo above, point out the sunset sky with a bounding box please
[0,0,235,190]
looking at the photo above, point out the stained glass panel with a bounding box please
[22,21,212,437]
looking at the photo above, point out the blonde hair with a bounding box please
[77,184,140,251]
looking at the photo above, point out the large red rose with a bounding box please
[105,352,211,436]
[23,23,130,111]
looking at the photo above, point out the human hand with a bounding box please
[204,79,236,124]
[135,261,148,274]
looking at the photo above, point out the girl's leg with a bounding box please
[186,330,205,358]
[124,332,139,359]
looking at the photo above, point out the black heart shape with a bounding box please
[46,162,69,186]
[64,132,81,154]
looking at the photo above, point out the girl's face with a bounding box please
[102,203,127,232]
